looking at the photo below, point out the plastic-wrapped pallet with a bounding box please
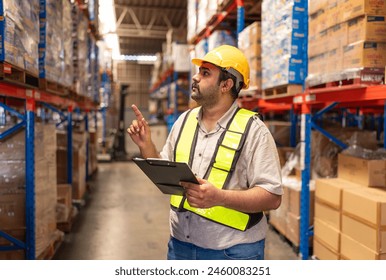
[71,2,89,96]
[261,0,308,90]
[197,0,218,33]
[207,30,237,51]
[187,0,197,42]
[39,0,74,88]
[0,0,39,75]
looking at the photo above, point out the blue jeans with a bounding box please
[167,236,265,260]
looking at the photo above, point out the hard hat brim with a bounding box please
[191,58,204,66]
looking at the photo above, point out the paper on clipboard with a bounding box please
[132,157,199,195]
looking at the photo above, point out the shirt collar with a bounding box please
[196,101,239,130]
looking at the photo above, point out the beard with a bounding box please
[191,82,220,108]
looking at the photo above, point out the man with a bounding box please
[127,45,282,260]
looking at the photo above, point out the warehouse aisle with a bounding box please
[54,161,299,260]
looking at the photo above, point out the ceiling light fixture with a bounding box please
[98,0,120,59]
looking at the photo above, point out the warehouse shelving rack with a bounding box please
[0,82,98,259]
[239,80,386,261]
[149,67,190,131]
[293,85,386,259]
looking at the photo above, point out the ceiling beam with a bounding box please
[115,4,186,13]
[117,25,168,39]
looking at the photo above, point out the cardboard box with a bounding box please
[348,15,386,44]
[342,0,386,21]
[0,161,25,194]
[286,212,300,246]
[314,218,341,253]
[338,153,386,187]
[313,237,340,260]
[309,0,329,15]
[0,193,26,230]
[315,178,361,209]
[309,9,328,35]
[326,0,344,29]
[342,214,386,253]
[327,48,344,73]
[342,187,386,228]
[285,211,314,247]
[239,21,261,51]
[327,22,348,52]
[309,30,329,58]
[56,184,72,223]
[343,41,386,69]
[308,52,329,75]
[269,185,290,235]
[287,184,315,219]
[0,127,25,161]
[315,200,341,229]
[341,233,386,260]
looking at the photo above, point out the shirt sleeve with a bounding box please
[245,118,283,195]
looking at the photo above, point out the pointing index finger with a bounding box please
[131,104,144,121]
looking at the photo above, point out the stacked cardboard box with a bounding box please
[269,177,315,247]
[308,0,386,87]
[0,1,40,75]
[56,130,87,200]
[340,187,386,259]
[238,21,262,90]
[39,0,73,87]
[71,2,90,96]
[313,152,386,260]
[0,123,60,259]
[88,130,98,176]
[313,178,360,259]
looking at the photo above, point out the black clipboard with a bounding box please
[132,157,199,195]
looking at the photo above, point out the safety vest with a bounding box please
[170,106,263,231]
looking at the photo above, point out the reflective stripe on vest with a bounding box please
[170,107,258,231]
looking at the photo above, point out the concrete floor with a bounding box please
[54,161,299,260]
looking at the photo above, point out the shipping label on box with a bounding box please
[338,153,386,187]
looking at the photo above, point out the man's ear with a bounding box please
[222,78,234,92]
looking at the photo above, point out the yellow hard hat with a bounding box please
[192,45,250,89]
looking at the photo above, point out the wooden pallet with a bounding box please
[57,207,76,233]
[37,230,64,260]
[263,84,303,99]
[0,62,39,88]
[269,224,314,256]
[39,78,69,96]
